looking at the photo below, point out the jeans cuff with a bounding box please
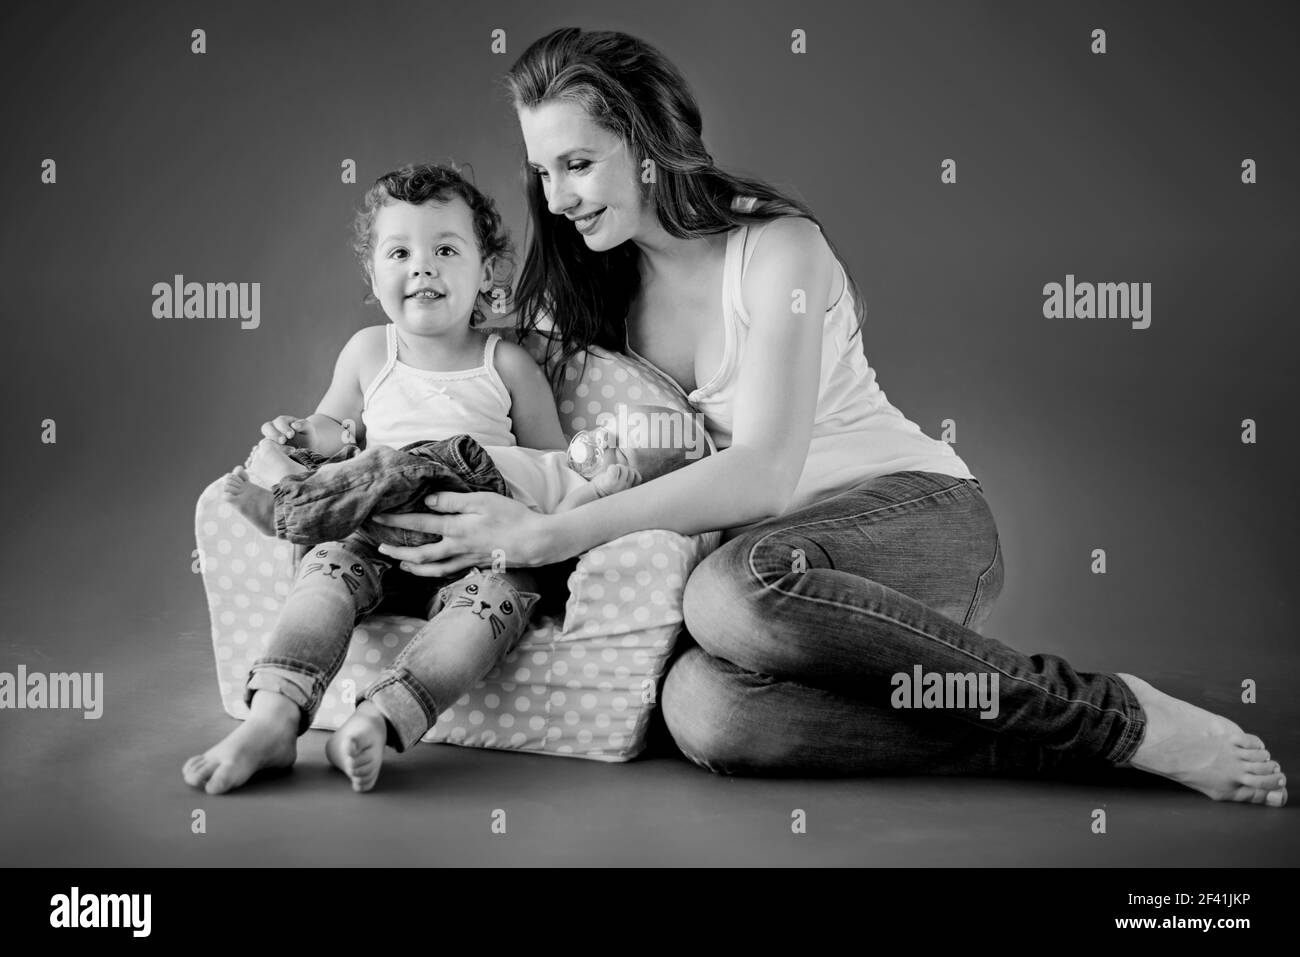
[362,672,438,753]
[1103,673,1147,766]
[245,664,319,735]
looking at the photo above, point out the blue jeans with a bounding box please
[661,471,1147,777]
[245,436,540,750]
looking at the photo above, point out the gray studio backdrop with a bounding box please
[2,1,1296,715]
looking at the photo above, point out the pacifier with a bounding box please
[567,425,629,479]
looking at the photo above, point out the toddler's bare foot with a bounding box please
[182,690,299,795]
[223,466,275,536]
[591,463,641,498]
[326,700,389,792]
[1118,673,1287,807]
[246,437,302,487]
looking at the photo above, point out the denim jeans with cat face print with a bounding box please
[360,565,539,752]
[246,545,539,750]
[244,433,540,749]
[660,470,1147,777]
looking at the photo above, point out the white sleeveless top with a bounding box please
[361,324,586,512]
[624,220,975,530]
[361,325,516,451]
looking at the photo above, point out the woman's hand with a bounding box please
[372,491,565,577]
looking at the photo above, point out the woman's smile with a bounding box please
[572,208,606,234]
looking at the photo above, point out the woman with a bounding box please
[376,27,1285,806]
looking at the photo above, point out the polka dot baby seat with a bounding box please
[195,327,722,761]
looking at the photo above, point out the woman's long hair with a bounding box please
[501,27,867,389]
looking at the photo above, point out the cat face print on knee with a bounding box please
[430,568,540,641]
[298,546,385,596]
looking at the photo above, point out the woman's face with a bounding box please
[517,100,649,251]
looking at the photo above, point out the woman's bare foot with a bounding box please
[222,466,275,535]
[326,700,389,792]
[246,437,302,487]
[1118,674,1287,806]
[182,690,299,795]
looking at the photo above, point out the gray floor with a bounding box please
[2,606,1296,867]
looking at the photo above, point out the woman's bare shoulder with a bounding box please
[740,216,835,313]
[749,215,827,256]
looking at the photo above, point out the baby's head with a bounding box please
[352,162,514,333]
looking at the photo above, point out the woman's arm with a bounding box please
[492,336,569,451]
[375,218,834,573]
[546,216,834,556]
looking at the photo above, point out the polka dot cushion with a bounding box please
[532,339,681,437]
[198,342,722,761]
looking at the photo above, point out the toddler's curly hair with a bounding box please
[352,162,514,328]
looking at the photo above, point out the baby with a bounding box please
[183,162,636,796]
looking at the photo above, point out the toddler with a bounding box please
[183,163,636,796]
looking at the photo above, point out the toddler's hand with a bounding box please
[261,415,311,447]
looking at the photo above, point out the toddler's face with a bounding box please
[518,99,649,252]
[368,196,492,337]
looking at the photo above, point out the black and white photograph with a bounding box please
[1,0,1296,923]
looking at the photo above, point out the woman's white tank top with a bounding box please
[361,325,516,451]
[623,220,976,526]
